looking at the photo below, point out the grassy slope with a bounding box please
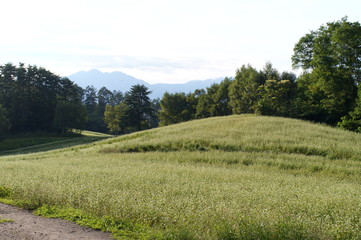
[0,130,112,156]
[0,115,361,239]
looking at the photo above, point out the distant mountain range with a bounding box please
[68,69,224,99]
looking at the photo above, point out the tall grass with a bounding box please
[0,115,361,239]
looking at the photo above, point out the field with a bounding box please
[0,115,361,239]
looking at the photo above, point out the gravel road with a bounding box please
[0,203,113,240]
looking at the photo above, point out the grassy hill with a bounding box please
[0,115,361,239]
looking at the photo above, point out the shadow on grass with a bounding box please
[0,134,112,156]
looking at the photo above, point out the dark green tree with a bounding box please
[150,98,160,128]
[260,62,280,81]
[195,79,232,119]
[0,63,84,132]
[98,87,113,111]
[83,86,100,131]
[53,102,87,134]
[212,77,232,116]
[229,65,263,114]
[83,86,98,112]
[0,64,16,112]
[27,66,61,130]
[338,85,361,132]
[109,90,123,106]
[159,92,191,126]
[256,80,296,116]
[0,104,10,139]
[186,89,205,120]
[96,87,114,132]
[280,71,297,82]
[104,103,129,134]
[58,78,84,104]
[124,84,153,131]
[292,17,361,123]
[195,87,216,119]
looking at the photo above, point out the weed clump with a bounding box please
[0,186,11,198]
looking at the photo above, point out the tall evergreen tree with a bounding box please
[109,90,124,106]
[96,87,113,132]
[83,86,100,131]
[124,84,153,131]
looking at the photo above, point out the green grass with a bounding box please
[0,115,361,239]
[0,217,13,224]
[0,130,112,156]
[0,135,71,151]
[81,130,114,138]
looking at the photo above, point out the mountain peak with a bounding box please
[68,69,223,99]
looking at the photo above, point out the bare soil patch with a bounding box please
[0,203,112,240]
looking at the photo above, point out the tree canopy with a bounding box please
[292,17,361,123]
[124,84,153,131]
[103,84,155,133]
[0,63,85,133]
[0,104,10,139]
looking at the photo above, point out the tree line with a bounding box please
[0,63,85,138]
[0,64,159,138]
[1,17,360,138]
[160,17,361,132]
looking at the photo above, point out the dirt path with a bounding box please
[0,203,113,240]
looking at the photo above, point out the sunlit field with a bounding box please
[1,115,361,239]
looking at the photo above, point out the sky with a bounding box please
[1,0,360,84]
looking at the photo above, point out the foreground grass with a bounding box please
[0,217,13,224]
[0,115,361,239]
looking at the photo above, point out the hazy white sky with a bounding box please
[1,0,360,83]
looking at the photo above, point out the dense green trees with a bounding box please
[53,102,87,133]
[159,92,191,126]
[0,105,10,139]
[0,63,156,136]
[103,84,156,133]
[104,103,129,134]
[195,78,232,118]
[292,17,361,123]
[338,85,361,132]
[256,79,296,116]
[0,63,85,134]
[82,86,124,133]
[158,64,297,125]
[229,65,263,114]
[158,16,361,133]
[124,85,153,131]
